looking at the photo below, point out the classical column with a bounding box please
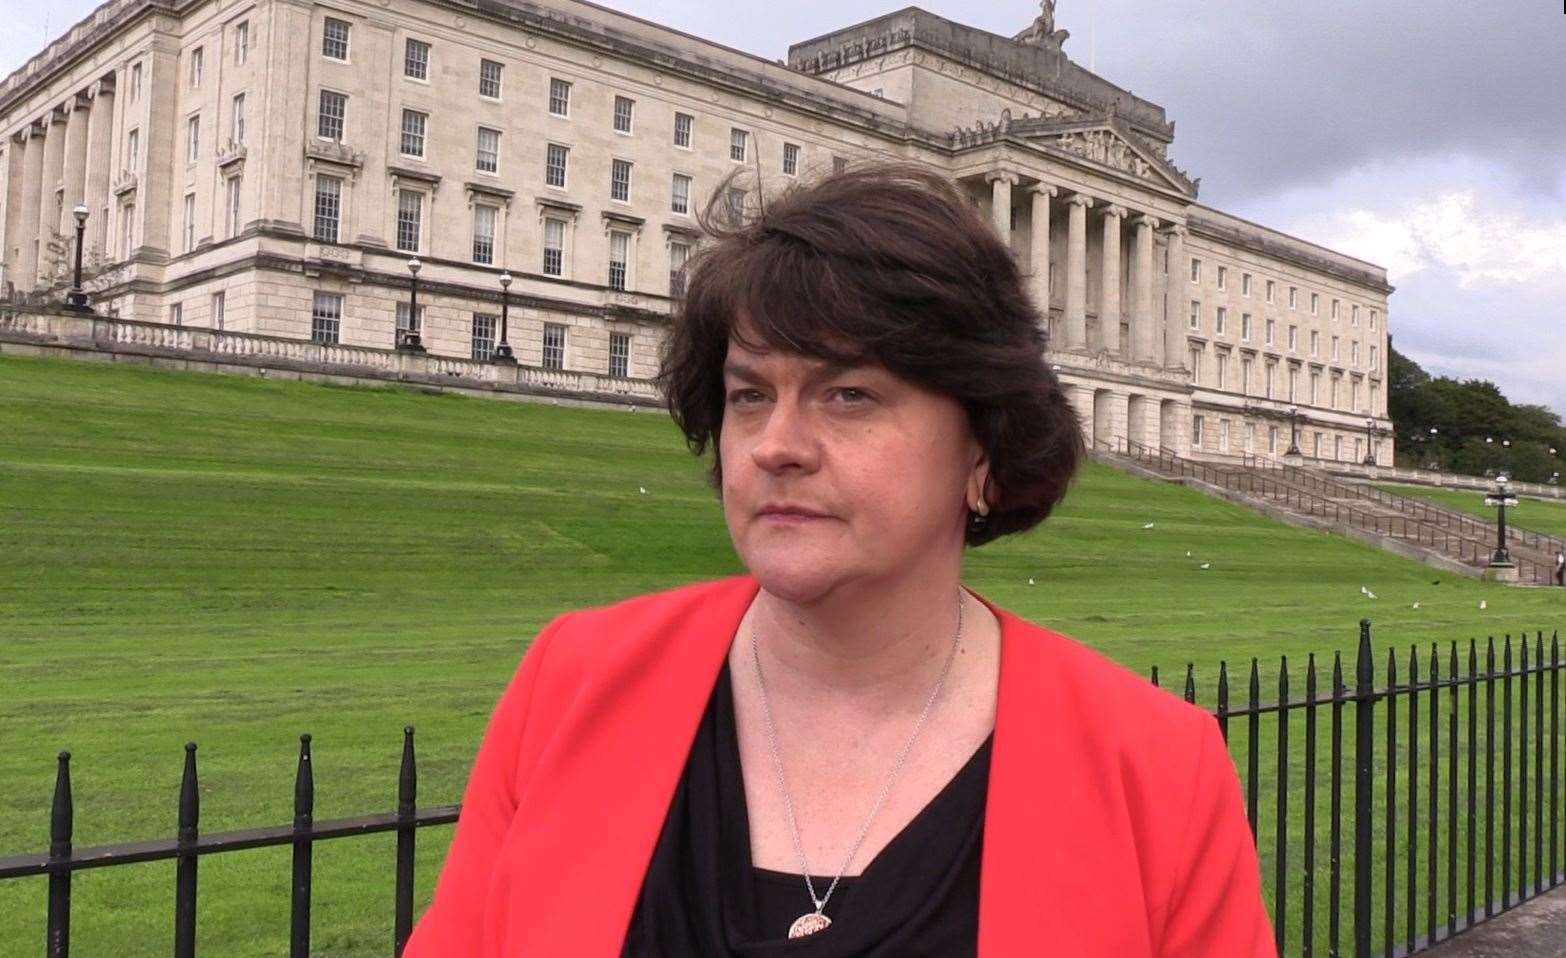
[1160,224,1187,369]
[60,94,90,240]
[83,80,115,262]
[986,171,1019,245]
[1131,213,1160,364]
[1063,193,1092,351]
[2,137,25,292]
[15,123,44,289]
[34,107,68,287]
[1098,205,1126,356]
[1028,183,1056,327]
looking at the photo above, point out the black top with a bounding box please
[621,658,993,957]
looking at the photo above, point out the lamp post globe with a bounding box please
[65,204,92,312]
[494,271,517,364]
[398,257,426,352]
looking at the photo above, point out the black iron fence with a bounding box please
[0,727,456,958]
[3,623,1565,956]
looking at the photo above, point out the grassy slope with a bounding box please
[0,353,1561,955]
[1376,481,1566,541]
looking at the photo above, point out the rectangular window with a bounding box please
[1351,341,1360,365]
[1190,258,1201,283]
[313,174,341,242]
[126,129,140,170]
[1331,335,1340,360]
[235,22,249,65]
[1351,304,1360,326]
[1288,325,1298,351]
[1311,292,1320,315]
[187,115,201,164]
[671,173,691,215]
[404,38,430,80]
[170,302,183,326]
[130,62,142,102]
[542,322,566,370]
[322,17,351,60]
[1188,347,1201,384]
[669,240,690,297]
[1241,357,1252,395]
[1289,366,1298,402]
[1241,313,1252,341]
[1310,372,1320,406]
[607,230,629,291]
[730,127,748,162]
[1242,273,1252,296]
[1269,426,1278,454]
[610,159,632,202]
[318,90,346,141]
[1265,279,1275,303]
[479,59,504,99]
[1332,298,1341,320]
[542,217,565,276]
[545,143,568,188]
[1216,351,1228,389]
[121,203,135,257]
[549,77,571,116]
[1289,286,1298,309]
[396,189,422,253]
[725,187,746,225]
[1188,300,1200,331]
[225,175,242,238]
[190,47,203,88]
[609,331,630,378]
[231,93,247,145]
[400,110,427,158]
[396,301,423,338]
[1351,379,1360,412]
[311,292,342,344]
[182,193,196,253]
[1310,330,1319,356]
[471,313,497,361]
[1370,345,1379,371]
[1220,419,1230,451]
[1265,318,1275,345]
[472,204,496,264]
[613,95,634,133]
[783,142,799,176]
[212,291,226,329]
[1216,265,1227,291]
[673,112,692,148]
[834,155,849,173]
[1215,306,1226,335]
[1192,414,1204,447]
[475,126,500,173]
[1265,360,1277,399]
[1369,309,1378,331]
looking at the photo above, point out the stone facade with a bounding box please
[0,0,1394,464]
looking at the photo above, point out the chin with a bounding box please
[741,550,855,605]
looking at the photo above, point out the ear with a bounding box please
[966,441,996,511]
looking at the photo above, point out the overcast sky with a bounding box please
[5,0,1561,416]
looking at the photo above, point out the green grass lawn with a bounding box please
[1,352,1562,956]
[1376,481,1566,542]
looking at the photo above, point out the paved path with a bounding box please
[1427,884,1566,957]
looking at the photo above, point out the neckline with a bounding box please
[719,656,995,886]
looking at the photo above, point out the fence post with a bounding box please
[1354,619,1374,958]
[395,726,417,956]
[290,734,314,958]
[174,742,199,958]
[47,751,72,958]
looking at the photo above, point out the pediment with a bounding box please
[1022,117,1196,196]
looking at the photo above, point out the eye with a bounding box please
[727,388,765,405]
[833,387,872,405]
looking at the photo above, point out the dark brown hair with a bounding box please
[654,161,1083,546]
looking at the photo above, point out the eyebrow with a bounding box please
[721,359,868,384]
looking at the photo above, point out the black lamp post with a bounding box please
[1428,427,1440,472]
[1484,474,1517,566]
[65,204,91,312]
[399,257,425,352]
[494,271,516,364]
[1285,404,1302,457]
[1363,417,1376,465]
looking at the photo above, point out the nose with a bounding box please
[749,394,820,475]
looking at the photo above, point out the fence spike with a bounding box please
[398,726,416,819]
[1183,662,1196,704]
[178,743,199,842]
[1216,661,1229,744]
[294,734,313,828]
[1150,664,1160,688]
[50,752,73,857]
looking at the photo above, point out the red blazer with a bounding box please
[405,575,1276,956]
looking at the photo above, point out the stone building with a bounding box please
[0,0,1393,464]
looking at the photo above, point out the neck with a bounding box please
[746,568,974,714]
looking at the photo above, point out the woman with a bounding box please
[405,164,1274,956]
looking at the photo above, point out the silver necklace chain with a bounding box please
[749,588,965,920]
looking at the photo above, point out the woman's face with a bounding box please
[718,320,989,605]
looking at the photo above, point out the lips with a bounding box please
[758,503,832,519]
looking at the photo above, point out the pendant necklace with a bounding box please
[749,587,965,939]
